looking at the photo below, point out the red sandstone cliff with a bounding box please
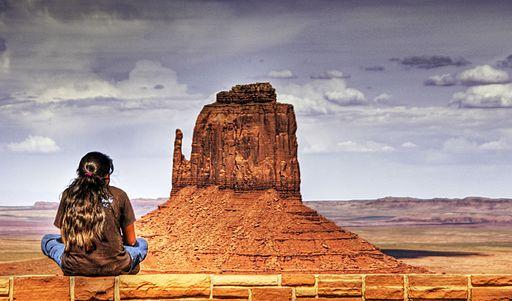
[172,83,300,197]
[138,82,426,274]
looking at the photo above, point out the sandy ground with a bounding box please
[1,224,511,275]
[348,224,512,274]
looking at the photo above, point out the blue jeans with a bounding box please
[41,234,148,273]
[125,238,148,272]
[41,234,65,267]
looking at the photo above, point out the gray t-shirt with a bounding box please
[53,185,136,276]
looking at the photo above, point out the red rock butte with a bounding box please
[138,82,425,274]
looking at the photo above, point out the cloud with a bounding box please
[7,135,61,153]
[13,59,199,106]
[310,70,349,79]
[373,93,392,104]
[277,78,366,114]
[395,55,470,69]
[452,83,512,108]
[267,69,295,79]
[442,136,512,153]
[458,65,510,85]
[401,142,418,148]
[337,140,395,153]
[424,74,456,86]
[324,89,366,106]
[116,60,192,101]
[364,66,385,72]
[496,55,512,69]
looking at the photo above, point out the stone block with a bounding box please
[251,287,292,301]
[472,275,512,287]
[408,274,468,300]
[281,274,315,286]
[74,276,114,301]
[0,278,9,296]
[296,297,361,301]
[294,286,317,297]
[365,274,403,286]
[211,275,278,286]
[365,274,404,300]
[408,274,468,287]
[13,276,69,301]
[408,287,468,300]
[317,274,362,297]
[365,286,404,300]
[119,274,210,299]
[471,287,512,301]
[212,286,250,298]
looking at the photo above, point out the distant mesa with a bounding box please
[137,82,426,274]
[32,201,59,210]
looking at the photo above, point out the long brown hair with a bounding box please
[61,152,114,252]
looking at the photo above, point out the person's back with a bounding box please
[41,151,148,276]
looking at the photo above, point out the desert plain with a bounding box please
[0,196,510,275]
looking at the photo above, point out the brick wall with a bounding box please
[1,273,511,300]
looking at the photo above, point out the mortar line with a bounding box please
[361,274,366,301]
[467,274,472,301]
[403,274,409,301]
[114,276,120,301]
[69,276,75,301]
[209,274,213,300]
[314,274,319,299]
[8,276,13,301]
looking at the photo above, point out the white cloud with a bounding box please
[479,139,509,151]
[324,89,366,106]
[442,136,512,153]
[310,70,349,79]
[442,137,479,153]
[267,69,295,79]
[337,140,395,153]
[424,73,456,86]
[458,65,509,85]
[277,78,366,114]
[373,93,392,103]
[15,59,199,106]
[116,60,192,101]
[7,135,60,153]
[35,76,118,103]
[401,142,418,148]
[452,83,512,108]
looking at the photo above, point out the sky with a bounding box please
[2,0,512,205]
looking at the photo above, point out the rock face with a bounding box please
[172,82,300,197]
[138,82,425,274]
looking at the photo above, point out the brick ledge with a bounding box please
[2,273,512,300]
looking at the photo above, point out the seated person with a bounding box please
[41,151,148,276]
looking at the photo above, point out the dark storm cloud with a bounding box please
[394,55,471,69]
[497,55,512,69]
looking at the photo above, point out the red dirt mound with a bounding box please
[137,186,426,273]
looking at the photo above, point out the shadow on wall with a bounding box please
[382,249,486,259]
